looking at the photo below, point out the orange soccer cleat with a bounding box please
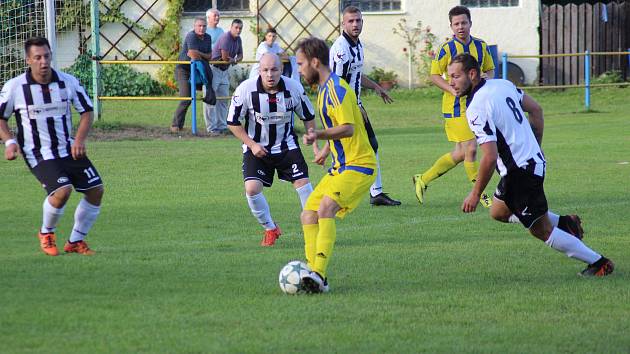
[38,232,59,256]
[261,224,282,247]
[64,240,95,255]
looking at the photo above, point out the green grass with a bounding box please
[1,87,629,353]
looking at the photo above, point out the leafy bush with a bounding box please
[591,70,625,84]
[367,66,398,83]
[64,52,172,97]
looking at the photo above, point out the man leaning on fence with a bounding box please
[171,17,216,133]
[208,18,244,137]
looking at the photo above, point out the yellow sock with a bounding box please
[422,153,457,184]
[464,161,479,183]
[313,218,336,278]
[302,223,318,267]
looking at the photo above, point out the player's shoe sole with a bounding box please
[412,174,426,205]
[565,214,584,240]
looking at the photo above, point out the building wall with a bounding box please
[361,0,540,86]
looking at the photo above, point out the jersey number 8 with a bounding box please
[505,97,523,124]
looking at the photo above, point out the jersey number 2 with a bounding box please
[505,97,523,124]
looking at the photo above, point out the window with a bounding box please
[341,0,402,12]
[461,0,519,7]
[183,0,249,14]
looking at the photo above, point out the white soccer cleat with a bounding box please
[301,271,329,294]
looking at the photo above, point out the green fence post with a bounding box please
[91,0,101,119]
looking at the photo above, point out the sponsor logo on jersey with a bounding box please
[57,177,70,184]
[232,95,239,104]
[470,116,480,126]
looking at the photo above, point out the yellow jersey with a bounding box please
[431,36,495,118]
[317,73,376,175]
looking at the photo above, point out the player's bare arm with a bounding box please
[303,124,354,145]
[431,74,458,96]
[521,94,544,145]
[313,142,330,166]
[361,75,393,104]
[72,111,93,160]
[228,125,268,157]
[462,141,497,213]
[0,119,18,160]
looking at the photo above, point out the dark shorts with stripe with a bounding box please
[359,105,378,153]
[494,168,548,228]
[30,156,103,195]
[242,148,308,187]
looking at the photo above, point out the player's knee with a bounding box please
[85,186,104,205]
[490,207,509,222]
[301,210,317,224]
[317,197,340,219]
[49,186,73,207]
[464,141,477,159]
[244,182,263,196]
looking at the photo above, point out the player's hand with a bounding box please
[461,191,480,213]
[71,140,87,160]
[250,144,268,158]
[303,128,317,145]
[4,144,18,160]
[376,87,394,104]
[313,149,329,166]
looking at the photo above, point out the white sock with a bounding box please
[295,183,313,209]
[246,192,275,230]
[507,214,520,223]
[370,153,383,197]
[41,197,66,234]
[547,211,560,228]
[544,227,601,264]
[69,198,101,242]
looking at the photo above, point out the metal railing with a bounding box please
[97,59,265,135]
[502,50,630,110]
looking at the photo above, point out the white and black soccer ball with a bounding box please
[278,260,311,295]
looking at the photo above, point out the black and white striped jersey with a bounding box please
[330,31,364,104]
[227,76,315,154]
[466,79,546,177]
[0,69,93,168]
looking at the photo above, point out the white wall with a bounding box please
[361,0,540,86]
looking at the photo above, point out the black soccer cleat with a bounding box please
[580,257,614,277]
[562,214,584,240]
[370,193,401,206]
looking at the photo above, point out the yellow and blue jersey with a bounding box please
[431,36,495,118]
[317,73,376,175]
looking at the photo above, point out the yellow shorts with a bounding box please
[305,169,376,219]
[444,115,475,142]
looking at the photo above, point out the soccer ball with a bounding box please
[278,260,311,295]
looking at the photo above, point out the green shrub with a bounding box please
[591,70,625,84]
[367,66,398,83]
[64,52,173,97]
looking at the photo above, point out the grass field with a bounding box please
[1,87,629,353]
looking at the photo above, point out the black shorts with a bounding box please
[30,156,103,195]
[494,168,548,228]
[359,105,378,153]
[242,149,309,187]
